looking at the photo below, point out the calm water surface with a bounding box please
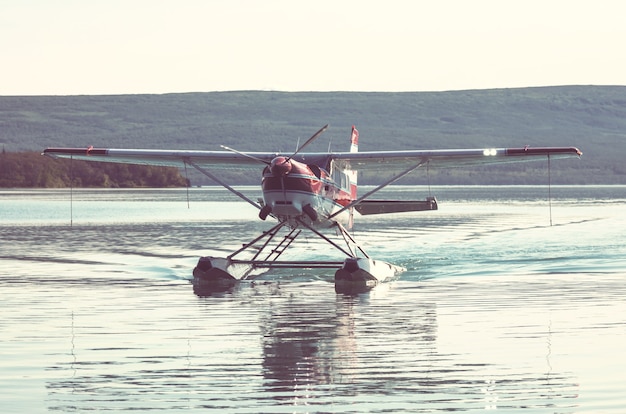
[1,186,625,413]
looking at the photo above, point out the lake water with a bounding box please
[1,186,625,413]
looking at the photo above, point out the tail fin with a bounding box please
[347,126,358,201]
[350,125,359,153]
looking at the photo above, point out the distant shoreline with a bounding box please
[1,86,624,183]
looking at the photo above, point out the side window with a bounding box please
[336,171,348,190]
[332,168,341,187]
[331,164,349,191]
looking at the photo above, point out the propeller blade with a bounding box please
[221,123,328,166]
[220,145,270,165]
[288,124,329,160]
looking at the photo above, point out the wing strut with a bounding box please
[328,160,427,220]
[185,159,264,211]
[548,154,553,226]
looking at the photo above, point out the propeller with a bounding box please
[220,124,329,171]
[287,124,329,161]
[220,145,270,165]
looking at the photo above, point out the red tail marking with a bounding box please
[351,125,359,146]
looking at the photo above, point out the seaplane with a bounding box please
[43,125,582,289]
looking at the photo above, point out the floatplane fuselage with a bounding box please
[260,155,355,228]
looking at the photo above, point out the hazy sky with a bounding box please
[2,0,625,95]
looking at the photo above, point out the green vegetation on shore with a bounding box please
[1,86,624,186]
[0,151,188,188]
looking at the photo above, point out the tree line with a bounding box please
[0,151,188,188]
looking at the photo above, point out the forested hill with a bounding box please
[1,86,625,184]
[0,151,188,188]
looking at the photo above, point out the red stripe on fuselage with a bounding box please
[262,175,352,205]
[261,159,353,208]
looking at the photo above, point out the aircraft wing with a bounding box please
[42,147,278,170]
[325,146,582,170]
[43,145,582,171]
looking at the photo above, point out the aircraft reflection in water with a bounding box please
[44,125,581,289]
[45,284,580,411]
[248,286,580,410]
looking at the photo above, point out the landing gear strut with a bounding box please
[192,218,404,289]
